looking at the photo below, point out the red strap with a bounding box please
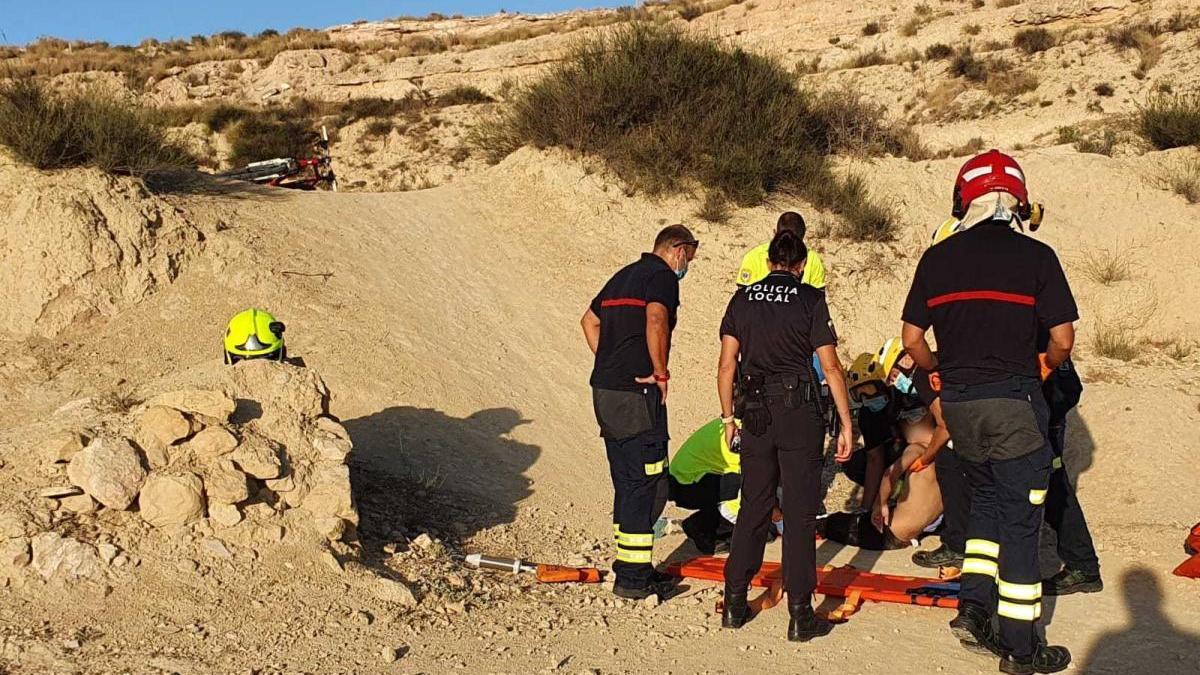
[927,290,1035,308]
[654,372,670,383]
[600,298,647,308]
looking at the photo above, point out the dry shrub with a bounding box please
[925,43,954,60]
[963,24,982,36]
[951,48,987,82]
[1138,92,1200,150]
[473,24,899,237]
[1091,323,1140,361]
[995,0,1021,7]
[1094,83,1115,97]
[437,85,493,106]
[695,191,732,223]
[986,69,1039,96]
[899,17,926,38]
[1154,159,1200,204]
[862,22,882,36]
[363,119,395,139]
[849,49,889,69]
[0,79,193,174]
[1078,247,1132,285]
[1013,28,1055,54]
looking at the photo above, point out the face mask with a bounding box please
[863,396,888,413]
[893,372,914,395]
[897,407,927,424]
[675,261,689,281]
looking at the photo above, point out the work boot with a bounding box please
[613,579,682,602]
[949,601,1004,656]
[1042,568,1103,596]
[912,544,965,569]
[787,600,833,642]
[680,517,717,555]
[721,588,750,629]
[999,645,1072,674]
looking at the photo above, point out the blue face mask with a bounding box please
[893,372,915,395]
[863,396,888,413]
[676,264,688,281]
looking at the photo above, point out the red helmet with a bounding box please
[951,150,1029,218]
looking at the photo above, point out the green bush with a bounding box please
[1138,92,1200,149]
[1013,28,1055,54]
[472,24,900,238]
[0,79,194,174]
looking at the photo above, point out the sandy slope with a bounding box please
[2,140,1198,672]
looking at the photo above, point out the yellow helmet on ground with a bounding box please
[847,352,884,389]
[930,217,963,246]
[223,309,286,365]
[877,337,904,377]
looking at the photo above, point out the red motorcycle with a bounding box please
[219,126,337,191]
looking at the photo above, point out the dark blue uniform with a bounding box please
[590,253,679,591]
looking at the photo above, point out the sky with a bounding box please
[1,0,628,46]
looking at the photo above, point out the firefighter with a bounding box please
[922,200,1102,593]
[736,211,827,289]
[581,224,698,601]
[717,229,854,642]
[902,150,1076,674]
[223,308,287,365]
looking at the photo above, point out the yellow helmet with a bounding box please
[847,352,884,389]
[930,217,963,246]
[877,337,905,377]
[223,309,285,365]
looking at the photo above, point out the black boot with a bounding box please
[787,599,833,642]
[1042,568,1103,596]
[1000,645,1072,674]
[721,588,749,629]
[949,601,1004,656]
[912,543,965,569]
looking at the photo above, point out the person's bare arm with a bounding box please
[581,308,600,355]
[633,302,672,401]
[902,322,937,372]
[718,335,740,446]
[914,399,951,468]
[862,446,886,512]
[816,344,854,462]
[1044,321,1075,370]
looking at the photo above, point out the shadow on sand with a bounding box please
[342,406,540,565]
[1078,567,1199,674]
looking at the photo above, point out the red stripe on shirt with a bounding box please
[600,298,648,308]
[926,290,1036,308]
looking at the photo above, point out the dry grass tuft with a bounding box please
[694,191,732,223]
[1154,158,1200,204]
[1091,324,1141,361]
[1013,28,1055,54]
[1078,247,1133,285]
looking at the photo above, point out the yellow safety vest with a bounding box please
[736,243,826,288]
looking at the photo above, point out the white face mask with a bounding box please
[897,407,928,425]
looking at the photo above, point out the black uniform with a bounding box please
[903,219,1078,661]
[590,253,679,591]
[719,271,838,602]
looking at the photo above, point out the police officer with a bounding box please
[901,150,1076,674]
[581,224,698,601]
[735,211,827,289]
[716,229,854,642]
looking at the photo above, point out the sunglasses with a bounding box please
[673,240,700,249]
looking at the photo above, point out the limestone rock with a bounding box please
[230,441,282,479]
[60,494,97,514]
[145,389,235,422]
[300,464,356,524]
[0,512,29,539]
[374,577,418,606]
[30,532,102,580]
[313,430,352,463]
[39,486,84,498]
[137,406,195,449]
[139,473,205,528]
[40,431,87,465]
[312,516,348,542]
[188,427,239,458]
[67,436,147,510]
[97,543,120,565]
[209,502,242,527]
[0,537,31,569]
[204,460,250,505]
[316,416,350,440]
